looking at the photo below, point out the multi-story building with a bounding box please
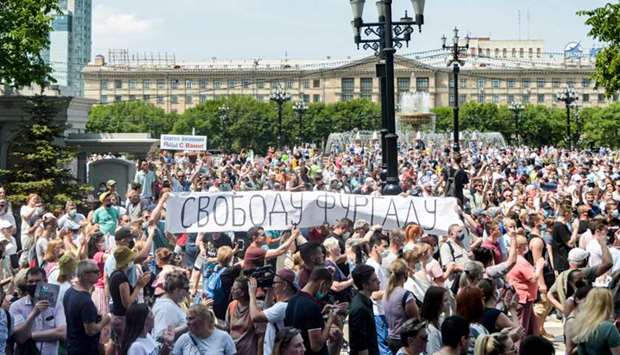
[83,42,618,114]
[43,0,92,97]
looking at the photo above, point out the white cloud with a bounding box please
[93,4,161,36]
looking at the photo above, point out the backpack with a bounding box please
[206,266,227,303]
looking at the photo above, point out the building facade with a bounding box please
[83,47,618,114]
[43,0,92,97]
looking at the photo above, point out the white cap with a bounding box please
[568,248,590,264]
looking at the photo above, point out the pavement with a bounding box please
[544,317,567,354]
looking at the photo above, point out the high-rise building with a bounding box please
[44,0,92,97]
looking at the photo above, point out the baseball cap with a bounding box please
[42,212,56,221]
[276,268,298,291]
[0,220,12,230]
[106,179,117,187]
[354,219,369,230]
[568,248,590,264]
[58,253,78,277]
[99,191,111,203]
[114,246,136,270]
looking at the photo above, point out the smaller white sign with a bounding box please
[160,134,207,151]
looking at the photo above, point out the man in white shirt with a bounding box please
[365,233,390,355]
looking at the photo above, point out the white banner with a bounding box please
[160,134,207,151]
[165,191,461,235]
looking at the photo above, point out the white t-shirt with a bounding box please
[128,334,157,355]
[152,297,187,339]
[611,247,620,274]
[366,258,387,316]
[263,301,288,355]
[586,239,602,268]
[171,329,236,355]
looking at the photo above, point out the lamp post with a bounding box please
[441,27,469,152]
[508,102,524,145]
[572,102,581,149]
[270,87,291,148]
[348,0,426,195]
[218,104,230,152]
[556,86,578,150]
[293,101,307,145]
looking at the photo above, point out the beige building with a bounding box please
[83,45,618,114]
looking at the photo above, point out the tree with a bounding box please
[0,96,91,209]
[87,101,174,137]
[0,0,60,88]
[581,103,620,149]
[579,3,620,97]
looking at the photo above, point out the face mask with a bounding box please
[380,250,390,259]
[23,284,37,298]
[142,222,149,230]
[457,232,466,242]
[68,209,76,217]
[104,202,112,208]
[342,232,351,239]
[415,262,422,272]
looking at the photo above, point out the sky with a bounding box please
[92,0,610,62]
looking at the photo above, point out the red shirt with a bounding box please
[507,255,538,303]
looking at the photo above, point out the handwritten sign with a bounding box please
[160,134,207,151]
[166,191,461,235]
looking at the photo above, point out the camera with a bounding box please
[246,265,275,288]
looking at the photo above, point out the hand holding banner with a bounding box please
[165,191,462,235]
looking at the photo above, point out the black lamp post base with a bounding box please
[383,179,402,195]
[452,143,460,153]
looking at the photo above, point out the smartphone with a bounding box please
[236,239,245,251]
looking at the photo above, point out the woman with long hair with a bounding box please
[456,286,489,355]
[226,276,260,355]
[421,286,450,354]
[42,239,64,278]
[120,303,173,355]
[571,288,620,354]
[272,327,306,355]
[384,259,419,353]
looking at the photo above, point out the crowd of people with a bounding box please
[0,141,619,355]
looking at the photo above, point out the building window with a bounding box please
[507,79,516,88]
[214,80,221,89]
[185,95,193,104]
[360,78,373,99]
[171,80,179,89]
[170,95,178,104]
[478,94,485,103]
[143,95,150,101]
[519,48,524,58]
[129,95,136,101]
[242,80,251,88]
[114,80,122,89]
[536,48,542,58]
[581,78,591,88]
[522,94,530,103]
[271,80,280,89]
[507,94,515,103]
[511,48,516,57]
[101,95,108,103]
[492,95,499,104]
[492,80,500,89]
[567,80,575,88]
[128,80,137,89]
[114,95,122,102]
[199,79,208,89]
[157,79,165,89]
[502,48,507,57]
[582,93,589,102]
[459,94,466,104]
[598,94,606,102]
[313,79,321,88]
[552,79,561,88]
[184,80,192,89]
[157,96,164,104]
[302,94,310,103]
[256,79,265,89]
[449,95,455,105]
[228,80,236,89]
[313,94,320,102]
[537,78,545,88]
[460,79,467,89]
[341,78,354,101]
[477,79,485,89]
[449,80,454,89]
[101,80,109,89]
[143,80,150,89]
[522,79,530,88]
[415,77,429,92]
[537,94,545,103]
[302,80,310,89]
[528,48,533,57]
[199,95,207,103]
[398,77,411,92]
[286,80,294,89]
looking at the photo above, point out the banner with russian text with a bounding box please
[165,191,461,235]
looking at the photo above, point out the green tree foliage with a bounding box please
[87,101,174,138]
[579,3,620,97]
[0,96,91,210]
[580,103,620,148]
[0,0,59,88]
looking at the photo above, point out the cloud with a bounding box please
[93,4,161,36]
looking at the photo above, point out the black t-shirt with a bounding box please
[551,221,571,272]
[284,291,327,355]
[109,270,132,316]
[63,287,100,355]
[215,264,241,320]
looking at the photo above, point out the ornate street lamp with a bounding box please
[218,104,230,152]
[270,87,291,148]
[293,101,307,145]
[348,0,426,195]
[441,27,469,152]
[556,86,578,150]
[509,102,524,145]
